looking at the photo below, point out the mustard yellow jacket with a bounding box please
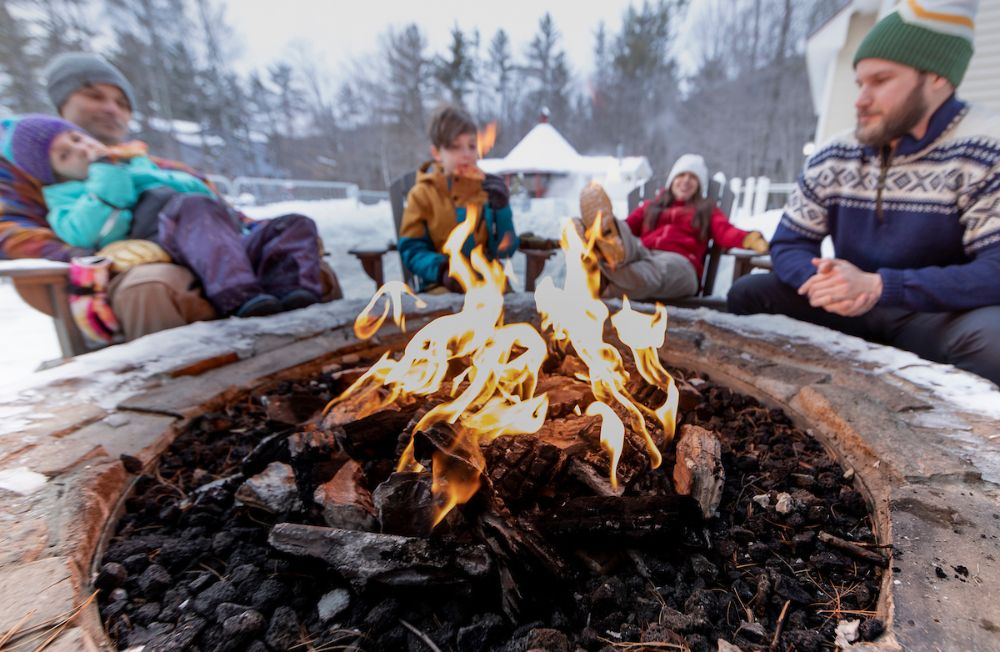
[398,161,517,289]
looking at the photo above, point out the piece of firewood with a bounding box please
[268,523,490,589]
[313,460,378,532]
[672,424,725,519]
[336,405,419,460]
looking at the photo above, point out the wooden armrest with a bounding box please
[347,246,390,287]
[0,259,70,281]
[722,247,759,259]
[1,259,89,357]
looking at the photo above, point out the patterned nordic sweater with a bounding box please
[772,95,1000,312]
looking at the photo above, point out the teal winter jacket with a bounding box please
[43,156,214,249]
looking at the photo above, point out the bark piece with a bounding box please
[267,523,490,589]
[313,460,378,531]
[235,462,301,514]
[336,405,419,460]
[672,424,724,519]
[372,472,436,537]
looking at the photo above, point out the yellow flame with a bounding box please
[586,401,624,491]
[610,298,680,442]
[535,220,672,471]
[354,281,427,339]
[325,201,680,528]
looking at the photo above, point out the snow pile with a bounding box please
[0,466,48,495]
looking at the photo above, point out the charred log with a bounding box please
[268,523,491,590]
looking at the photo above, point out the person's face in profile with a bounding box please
[49,130,108,181]
[60,83,132,146]
[671,172,700,203]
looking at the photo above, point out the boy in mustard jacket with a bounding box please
[399,104,518,291]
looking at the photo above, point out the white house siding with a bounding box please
[808,0,1000,146]
[961,1,1000,111]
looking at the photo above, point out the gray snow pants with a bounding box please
[599,221,699,301]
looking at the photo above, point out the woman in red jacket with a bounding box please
[625,154,768,298]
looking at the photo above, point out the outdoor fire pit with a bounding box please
[1,220,998,651]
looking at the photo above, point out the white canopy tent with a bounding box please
[479,123,651,200]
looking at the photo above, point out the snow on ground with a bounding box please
[0,197,575,381]
[2,197,997,426]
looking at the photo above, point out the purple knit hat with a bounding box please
[0,114,83,185]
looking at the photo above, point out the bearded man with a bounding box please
[727,0,1000,387]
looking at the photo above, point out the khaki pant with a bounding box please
[108,263,216,340]
[107,260,343,341]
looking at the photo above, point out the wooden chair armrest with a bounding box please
[520,248,556,293]
[0,259,88,357]
[347,246,392,287]
[0,259,70,281]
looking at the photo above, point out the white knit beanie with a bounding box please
[667,154,709,198]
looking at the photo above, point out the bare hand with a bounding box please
[798,258,882,316]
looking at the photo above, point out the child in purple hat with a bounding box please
[0,114,325,322]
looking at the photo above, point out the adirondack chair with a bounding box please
[348,172,555,292]
[0,260,89,357]
[624,173,761,304]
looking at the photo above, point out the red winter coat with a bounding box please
[625,194,749,281]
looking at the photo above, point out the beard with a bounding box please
[855,79,928,147]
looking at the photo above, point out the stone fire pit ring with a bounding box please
[0,293,997,651]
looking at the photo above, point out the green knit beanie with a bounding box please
[854,0,977,87]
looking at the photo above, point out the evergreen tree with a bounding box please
[522,13,574,128]
[0,0,46,113]
[434,25,474,106]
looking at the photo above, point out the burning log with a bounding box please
[372,472,436,537]
[312,460,378,531]
[536,495,685,540]
[263,392,329,426]
[473,488,572,621]
[267,523,491,589]
[335,405,419,461]
[672,425,725,519]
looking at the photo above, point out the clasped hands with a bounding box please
[798,258,882,317]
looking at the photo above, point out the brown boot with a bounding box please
[579,182,625,269]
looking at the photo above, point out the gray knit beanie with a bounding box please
[43,52,137,111]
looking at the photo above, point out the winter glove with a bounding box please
[68,256,121,347]
[741,231,769,254]
[97,239,172,273]
[482,173,510,210]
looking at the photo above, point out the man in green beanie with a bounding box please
[729,0,1000,387]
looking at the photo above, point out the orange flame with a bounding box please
[326,200,679,527]
[478,121,497,158]
[535,219,678,479]
[354,281,426,339]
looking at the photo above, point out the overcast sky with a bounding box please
[225,0,653,81]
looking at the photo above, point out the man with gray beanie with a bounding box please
[43,52,137,146]
[0,52,220,342]
[727,0,1000,387]
[1,52,341,347]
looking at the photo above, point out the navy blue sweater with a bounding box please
[772,96,1000,312]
